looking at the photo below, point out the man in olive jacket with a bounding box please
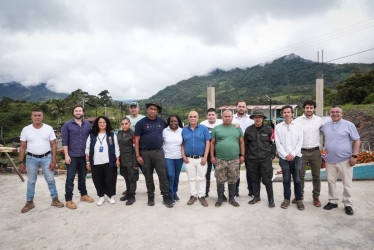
[244,110,276,208]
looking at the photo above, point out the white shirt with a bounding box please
[85,132,120,165]
[200,119,223,133]
[20,124,56,155]
[294,114,323,149]
[162,126,183,159]
[232,114,254,134]
[275,120,303,160]
[126,114,145,132]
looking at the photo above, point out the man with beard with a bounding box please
[61,105,94,209]
[232,101,254,197]
[294,100,323,207]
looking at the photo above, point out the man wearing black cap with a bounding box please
[244,110,276,208]
[134,103,173,208]
[126,101,145,132]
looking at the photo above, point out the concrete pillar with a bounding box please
[316,78,324,117]
[207,87,215,109]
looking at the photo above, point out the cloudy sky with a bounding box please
[0,0,373,100]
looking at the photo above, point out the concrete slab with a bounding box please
[1,171,374,250]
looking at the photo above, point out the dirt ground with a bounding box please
[1,171,374,250]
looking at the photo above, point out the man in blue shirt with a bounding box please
[135,103,173,208]
[61,105,94,209]
[320,105,360,216]
[182,111,211,207]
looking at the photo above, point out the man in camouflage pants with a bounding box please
[210,110,245,207]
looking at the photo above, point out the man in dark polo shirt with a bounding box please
[61,105,94,209]
[135,103,173,208]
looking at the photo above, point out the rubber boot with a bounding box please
[147,193,155,206]
[266,183,275,208]
[215,183,224,207]
[248,182,261,204]
[228,184,240,207]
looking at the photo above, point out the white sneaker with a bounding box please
[97,197,105,206]
[109,196,116,204]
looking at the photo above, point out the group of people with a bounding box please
[19,99,360,216]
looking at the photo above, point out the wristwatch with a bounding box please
[352,155,358,158]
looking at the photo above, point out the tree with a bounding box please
[98,90,112,106]
[337,70,374,104]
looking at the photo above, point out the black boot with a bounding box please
[215,184,224,207]
[120,192,130,201]
[163,195,174,208]
[228,184,240,207]
[266,183,275,208]
[147,193,155,206]
[248,182,261,204]
[126,195,136,206]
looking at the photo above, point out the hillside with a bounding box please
[0,82,68,102]
[139,54,374,109]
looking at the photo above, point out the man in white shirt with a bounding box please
[126,101,145,132]
[19,109,64,213]
[200,108,222,198]
[275,105,304,210]
[232,101,254,197]
[294,100,323,207]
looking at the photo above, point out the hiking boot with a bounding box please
[80,195,94,203]
[126,196,136,206]
[281,199,290,209]
[51,198,64,208]
[66,201,77,209]
[187,196,197,205]
[163,195,174,208]
[21,199,35,213]
[199,197,209,207]
[296,200,305,210]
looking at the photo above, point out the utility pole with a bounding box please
[316,50,324,117]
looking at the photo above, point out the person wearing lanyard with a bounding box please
[86,116,120,206]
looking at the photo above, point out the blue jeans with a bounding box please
[279,156,302,200]
[26,154,58,201]
[65,156,88,201]
[165,158,183,198]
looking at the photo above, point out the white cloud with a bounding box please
[0,0,373,100]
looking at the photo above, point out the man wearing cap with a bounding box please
[19,108,64,213]
[244,110,276,208]
[126,101,145,132]
[134,103,173,208]
[182,111,211,207]
[294,100,323,207]
[211,109,244,207]
[320,105,360,216]
[200,108,222,198]
[233,101,254,197]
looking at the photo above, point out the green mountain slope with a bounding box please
[139,54,374,108]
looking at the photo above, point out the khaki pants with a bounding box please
[301,149,322,198]
[326,160,353,206]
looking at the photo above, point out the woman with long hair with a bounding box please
[117,117,139,205]
[162,114,184,204]
[85,116,120,205]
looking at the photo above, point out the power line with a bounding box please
[325,47,374,63]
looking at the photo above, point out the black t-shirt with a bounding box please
[135,116,167,150]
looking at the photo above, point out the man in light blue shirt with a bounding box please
[320,105,360,216]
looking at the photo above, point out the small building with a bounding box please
[217,104,299,123]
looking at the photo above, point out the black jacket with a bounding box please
[244,124,276,161]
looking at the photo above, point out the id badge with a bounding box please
[99,146,104,152]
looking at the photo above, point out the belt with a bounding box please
[186,155,204,159]
[301,146,320,152]
[141,148,162,152]
[27,151,51,158]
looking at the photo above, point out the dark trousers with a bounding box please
[65,156,88,201]
[92,163,117,198]
[247,159,273,197]
[141,149,169,196]
[301,149,322,198]
[120,164,139,196]
[279,157,302,200]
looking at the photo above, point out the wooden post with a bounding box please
[0,147,25,182]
